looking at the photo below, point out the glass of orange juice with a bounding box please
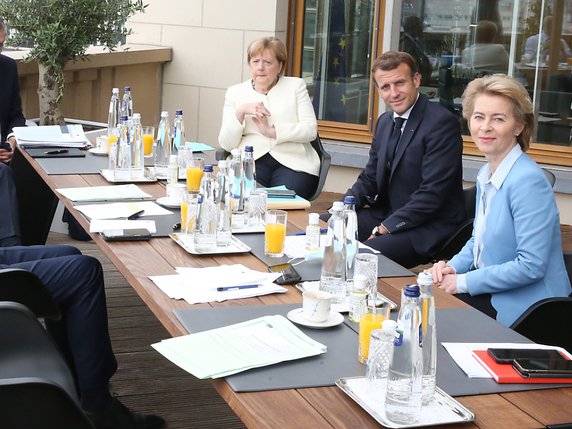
[186,157,204,192]
[181,193,200,234]
[264,210,287,257]
[142,126,155,157]
[358,301,391,363]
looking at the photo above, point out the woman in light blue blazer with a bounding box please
[430,74,571,327]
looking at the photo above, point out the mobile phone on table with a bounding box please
[101,228,152,242]
[268,263,302,285]
[512,358,572,378]
[266,189,296,198]
[487,348,565,364]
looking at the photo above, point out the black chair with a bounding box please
[214,135,331,201]
[510,297,572,353]
[564,252,572,284]
[0,268,60,319]
[431,185,477,262]
[0,301,94,428]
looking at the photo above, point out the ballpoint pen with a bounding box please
[45,149,68,155]
[216,284,260,292]
[127,210,145,220]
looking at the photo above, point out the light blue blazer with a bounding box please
[449,153,571,327]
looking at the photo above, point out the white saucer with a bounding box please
[156,197,182,208]
[88,148,108,156]
[286,308,344,329]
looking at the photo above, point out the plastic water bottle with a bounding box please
[349,274,368,322]
[344,195,359,295]
[305,212,321,253]
[385,285,423,424]
[115,115,131,180]
[320,201,347,304]
[229,148,245,216]
[242,146,256,204]
[167,154,178,184]
[155,111,171,179]
[194,165,217,250]
[107,87,120,132]
[172,109,185,155]
[130,113,144,177]
[216,160,232,247]
[120,85,133,119]
[417,272,437,405]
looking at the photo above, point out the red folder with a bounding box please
[472,349,572,384]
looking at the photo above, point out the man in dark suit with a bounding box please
[0,17,25,246]
[346,51,465,268]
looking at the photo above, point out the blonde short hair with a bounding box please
[462,74,534,151]
[247,37,287,75]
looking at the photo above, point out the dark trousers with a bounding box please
[0,162,21,246]
[255,153,318,200]
[0,245,117,407]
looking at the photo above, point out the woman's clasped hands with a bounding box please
[427,260,458,294]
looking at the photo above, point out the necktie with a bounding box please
[386,117,406,167]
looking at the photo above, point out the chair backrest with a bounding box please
[0,268,60,319]
[307,135,332,201]
[542,168,556,188]
[463,185,477,219]
[0,302,93,428]
[510,297,572,353]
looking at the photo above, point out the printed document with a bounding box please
[56,184,151,202]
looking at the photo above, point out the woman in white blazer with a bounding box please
[218,37,319,199]
[429,74,571,327]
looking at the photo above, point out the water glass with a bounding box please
[186,157,204,193]
[248,189,267,227]
[177,144,193,171]
[142,126,155,157]
[354,253,379,297]
[366,328,394,380]
[264,210,287,257]
[181,193,200,234]
[358,300,390,363]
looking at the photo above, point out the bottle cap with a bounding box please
[124,85,131,91]
[132,113,141,120]
[175,109,183,115]
[218,160,228,168]
[403,284,420,297]
[203,165,213,173]
[112,87,119,94]
[343,195,356,205]
[382,319,397,331]
[353,274,367,290]
[161,111,169,117]
[244,146,254,153]
[417,272,433,287]
[309,212,319,225]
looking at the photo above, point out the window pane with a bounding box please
[399,0,572,147]
[301,0,375,125]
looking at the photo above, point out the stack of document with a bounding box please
[152,315,327,378]
[75,201,172,220]
[149,264,287,304]
[56,184,151,202]
[14,124,89,148]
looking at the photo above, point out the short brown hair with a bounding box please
[462,74,534,151]
[371,51,419,78]
[247,37,287,75]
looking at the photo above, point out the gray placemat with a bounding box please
[174,305,568,395]
[174,304,364,392]
[32,150,109,174]
[237,233,414,279]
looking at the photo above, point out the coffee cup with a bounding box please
[166,183,187,204]
[302,290,331,323]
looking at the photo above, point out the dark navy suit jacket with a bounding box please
[0,54,26,142]
[347,94,465,257]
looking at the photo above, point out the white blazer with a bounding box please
[218,76,319,176]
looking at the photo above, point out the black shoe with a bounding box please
[87,398,165,429]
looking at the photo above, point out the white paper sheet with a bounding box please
[56,184,151,202]
[75,201,172,220]
[14,124,88,147]
[89,219,157,233]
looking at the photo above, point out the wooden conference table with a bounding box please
[14,147,572,429]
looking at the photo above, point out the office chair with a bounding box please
[542,168,556,188]
[0,301,94,429]
[510,297,572,353]
[213,135,331,201]
[0,268,60,319]
[431,185,477,262]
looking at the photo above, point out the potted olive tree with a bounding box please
[0,0,146,125]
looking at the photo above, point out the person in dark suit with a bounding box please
[0,17,25,246]
[345,51,465,268]
[0,244,166,429]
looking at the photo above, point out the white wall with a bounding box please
[126,0,289,149]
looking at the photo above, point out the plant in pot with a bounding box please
[0,0,146,125]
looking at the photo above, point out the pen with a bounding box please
[173,222,181,230]
[216,284,260,292]
[45,149,68,155]
[294,228,328,236]
[127,210,145,220]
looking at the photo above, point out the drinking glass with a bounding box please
[358,300,390,363]
[248,189,267,227]
[366,327,394,380]
[177,144,192,172]
[186,157,204,192]
[354,253,379,297]
[142,126,155,157]
[181,192,200,234]
[264,210,287,257]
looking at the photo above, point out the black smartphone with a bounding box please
[0,141,12,151]
[513,358,572,378]
[268,263,302,285]
[101,228,152,241]
[487,348,565,364]
[266,189,296,198]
